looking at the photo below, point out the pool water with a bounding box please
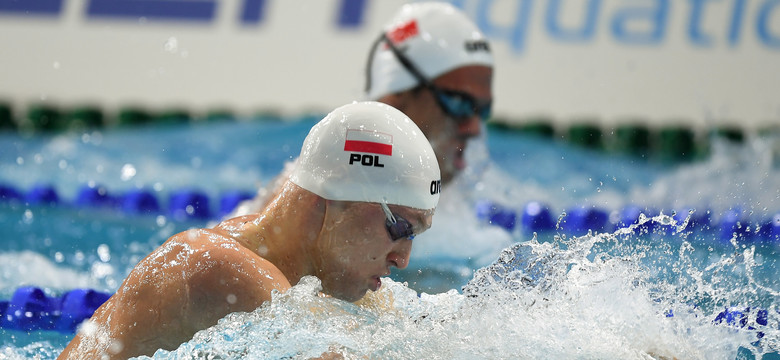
[1,119,778,359]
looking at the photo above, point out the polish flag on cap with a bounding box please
[344,129,393,156]
[366,2,493,100]
[291,101,440,210]
[387,20,419,45]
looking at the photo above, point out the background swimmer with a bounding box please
[229,2,493,217]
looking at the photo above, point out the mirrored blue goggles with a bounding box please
[381,202,415,241]
[372,32,492,123]
[431,86,493,122]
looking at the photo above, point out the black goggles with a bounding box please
[366,33,492,122]
[380,202,415,241]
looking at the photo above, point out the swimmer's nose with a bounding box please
[457,115,481,138]
[387,240,413,270]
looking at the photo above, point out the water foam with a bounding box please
[140,216,778,360]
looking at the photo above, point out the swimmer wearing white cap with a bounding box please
[227,2,493,218]
[366,2,493,185]
[59,102,440,360]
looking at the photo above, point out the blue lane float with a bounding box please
[760,214,780,243]
[560,206,609,236]
[75,184,114,208]
[713,306,774,343]
[521,201,556,232]
[475,200,517,231]
[169,188,211,221]
[714,307,769,330]
[660,306,776,347]
[0,287,58,332]
[672,207,711,229]
[616,204,658,234]
[218,189,255,217]
[120,188,161,215]
[58,289,112,333]
[0,184,23,202]
[719,208,754,244]
[25,183,60,205]
[0,286,111,334]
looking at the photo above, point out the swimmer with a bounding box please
[58,102,441,360]
[230,2,493,217]
[366,2,493,185]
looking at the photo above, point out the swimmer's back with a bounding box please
[59,218,289,359]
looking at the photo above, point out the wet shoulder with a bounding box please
[213,214,261,234]
[166,219,277,277]
[168,214,259,250]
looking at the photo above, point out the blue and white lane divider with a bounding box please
[0,182,255,221]
[1,182,779,242]
[477,200,780,243]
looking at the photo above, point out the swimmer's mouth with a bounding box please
[371,276,382,291]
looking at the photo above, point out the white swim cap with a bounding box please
[290,101,441,211]
[365,2,494,100]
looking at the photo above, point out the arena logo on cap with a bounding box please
[465,40,490,53]
[345,129,393,168]
[430,179,441,195]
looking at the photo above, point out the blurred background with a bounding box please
[2,0,778,133]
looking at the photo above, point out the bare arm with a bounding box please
[183,235,291,332]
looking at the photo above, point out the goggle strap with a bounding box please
[381,33,434,89]
[383,32,491,121]
[380,200,397,224]
[364,34,385,93]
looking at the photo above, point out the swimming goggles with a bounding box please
[366,33,492,123]
[380,202,415,241]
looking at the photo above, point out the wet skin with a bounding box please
[58,183,432,360]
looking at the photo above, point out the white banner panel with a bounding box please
[0,0,778,129]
